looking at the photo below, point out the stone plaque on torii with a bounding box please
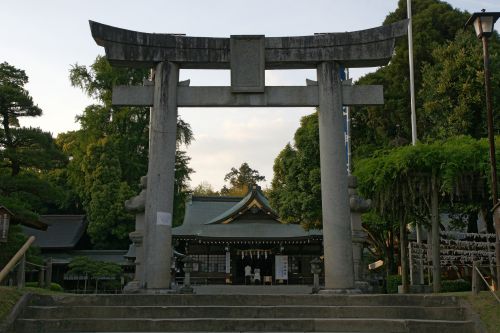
[90,20,407,292]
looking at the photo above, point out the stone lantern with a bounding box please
[310,257,322,293]
[123,176,147,292]
[348,176,371,284]
[180,256,197,294]
[0,206,14,243]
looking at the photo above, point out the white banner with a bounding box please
[225,252,231,274]
[275,255,288,280]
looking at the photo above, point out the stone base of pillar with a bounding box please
[179,286,194,294]
[398,284,432,294]
[319,288,362,294]
[142,288,179,295]
[354,281,372,293]
[122,281,142,294]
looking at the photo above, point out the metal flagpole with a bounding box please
[408,0,417,145]
[346,68,352,175]
[407,0,424,286]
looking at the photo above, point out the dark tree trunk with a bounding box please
[431,169,441,293]
[387,229,396,274]
[467,211,478,233]
[400,219,409,293]
[2,111,20,176]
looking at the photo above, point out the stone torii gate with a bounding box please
[90,20,407,292]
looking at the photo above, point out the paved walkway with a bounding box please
[192,284,314,294]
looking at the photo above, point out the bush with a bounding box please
[48,283,63,292]
[386,274,402,294]
[441,279,471,292]
[25,282,63,292]
[25,282,39,288]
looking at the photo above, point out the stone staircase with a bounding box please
[14,294,477,333]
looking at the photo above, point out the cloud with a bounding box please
[181,108,313,190]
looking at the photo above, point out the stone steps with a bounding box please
[13,294,477,333]
[23,305,465,321]
[15,318,475,333]
[30,294,463,307]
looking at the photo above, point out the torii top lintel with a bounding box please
[89,20,408,70]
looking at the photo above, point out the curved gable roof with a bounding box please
[173,186,322,240]
[205,185,278,225]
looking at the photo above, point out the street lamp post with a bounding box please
[466,9,500,288]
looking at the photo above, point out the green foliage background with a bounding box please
[63,56,194,248]
[0,62,71,228]
[269,0,500,280]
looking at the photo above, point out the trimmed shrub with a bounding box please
[25,282,63,292]
[441,279,471,292]
[48,283,63,292]
[386,274,402,294]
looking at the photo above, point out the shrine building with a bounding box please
[172,185,323,284]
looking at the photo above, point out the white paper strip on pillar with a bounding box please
[156,212,172,226]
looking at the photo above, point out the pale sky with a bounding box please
[1,0,499,190]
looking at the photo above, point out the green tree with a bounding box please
[0,62,42,175]
[0,62,69,226]
[354,136,497,290]
[192,181,220,196]
[420,30,500,140]
[269,112,321,229]
[67,256,122,293]
[0,171,66,224]
[360,212,399,277]
[173,150,194,226]
[82,138,135,248]
[0,62,66,176]
[351,0,470,151]
[221,162,265,195]
[64,56,193,247]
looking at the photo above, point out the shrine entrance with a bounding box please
[89,20,407,292]
[236,250,273,285]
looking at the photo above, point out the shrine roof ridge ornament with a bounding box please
[89,20,408,69]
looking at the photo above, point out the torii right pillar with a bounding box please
[318,61,357,292]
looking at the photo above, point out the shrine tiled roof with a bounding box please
[22,215,87,249]
[173,186,321,240]
[205,185,278,225]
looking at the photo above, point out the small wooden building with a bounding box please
[173,186,323,284]
[22,215,132,289]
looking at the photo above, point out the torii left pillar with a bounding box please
[317,62,357,292]
[144,61,178,290]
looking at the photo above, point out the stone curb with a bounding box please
[458,297,488,333]
[0,292,32,333]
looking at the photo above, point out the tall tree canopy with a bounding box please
[354,136,498,288]
[271,0,499,226]
[269,0,500,284]
[0,62,66,176]
[269,112,321,229]
[63,56,193,248]
[420,31,500,140]
[355,136,495,227]
[0,62,68,226]
[221,162,266,196]
[192,181,220,197]
[351,0,472,151]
